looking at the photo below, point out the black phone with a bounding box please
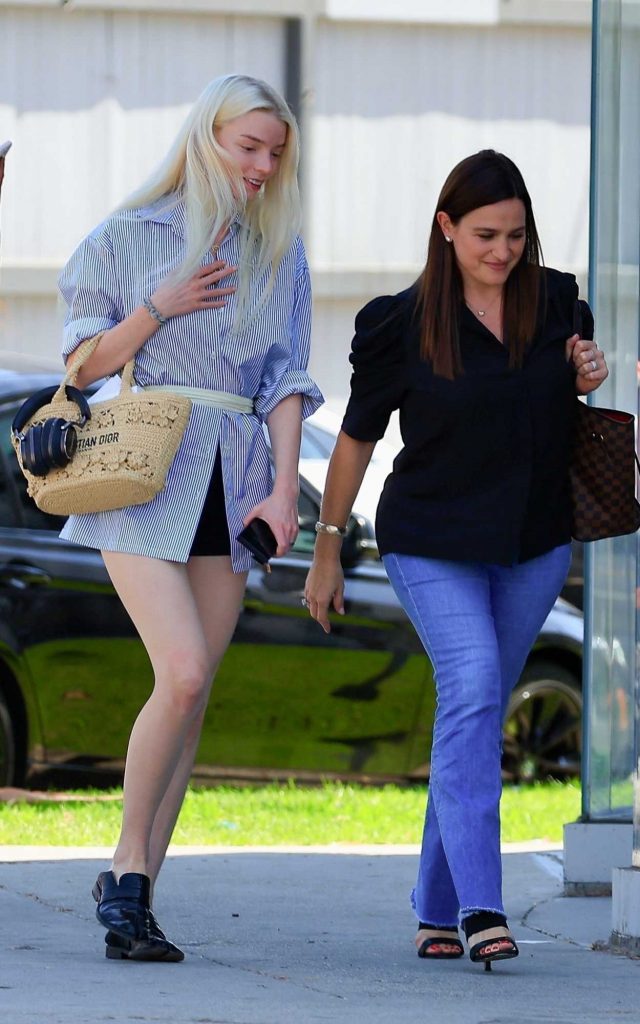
[237,518,277,567]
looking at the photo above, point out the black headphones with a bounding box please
[11,385,92,477]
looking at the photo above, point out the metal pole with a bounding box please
[581,0,602,822]
[284,18,302,124]
[634,137,640,870]
[283,14,315,242]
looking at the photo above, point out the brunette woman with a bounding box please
[304,150,606,969]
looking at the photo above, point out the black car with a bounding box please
[0,367,584,788]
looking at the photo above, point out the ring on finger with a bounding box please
[591,359,597,372]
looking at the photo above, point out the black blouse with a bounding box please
[341,268,589,566]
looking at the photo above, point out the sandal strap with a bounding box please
[469,936,519,962]
[462,911,507,939]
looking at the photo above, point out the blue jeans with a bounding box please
[383,545,571,927]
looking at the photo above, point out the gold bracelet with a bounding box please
[315,521,347,536]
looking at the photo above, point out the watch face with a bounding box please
[316,523,345,536]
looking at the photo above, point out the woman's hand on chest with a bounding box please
[150,262,237,319]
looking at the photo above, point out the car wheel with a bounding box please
[0,689,17,786]
[502,662,582,783]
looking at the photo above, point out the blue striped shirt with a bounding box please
[57,199,323,570]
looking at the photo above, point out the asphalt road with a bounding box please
[0,842,637,1024]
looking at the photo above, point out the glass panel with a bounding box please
[585,0,640,820]
[0,410,66,533]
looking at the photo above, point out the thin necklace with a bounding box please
[211,225,229,257]
[464,293,502,318]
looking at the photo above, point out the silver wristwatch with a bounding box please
[315,521,347,537]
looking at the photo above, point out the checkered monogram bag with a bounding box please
[570,402,640,541]
[569,300,640,541]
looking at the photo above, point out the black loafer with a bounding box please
[105,930,185,962]
[92,870,153,942]
[93,871,184,961]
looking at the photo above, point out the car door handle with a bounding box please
[0,563,52,588]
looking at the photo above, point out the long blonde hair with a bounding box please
[119,74,301,324]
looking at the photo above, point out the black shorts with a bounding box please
[189,450,231,557]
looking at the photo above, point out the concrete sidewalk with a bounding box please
[0,843,637,1024]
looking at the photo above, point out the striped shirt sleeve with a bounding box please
[58,226,122,360]
[254,240,323,422]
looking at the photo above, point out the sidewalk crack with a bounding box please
[520,895,588,949]
[193,952,347,1000]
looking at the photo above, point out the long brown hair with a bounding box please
[415,150,544,378]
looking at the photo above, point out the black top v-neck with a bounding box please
[341,267,588,566]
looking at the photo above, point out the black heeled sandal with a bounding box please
[463,912,519,972]
[416,921,464,960]
[93,870,184,962]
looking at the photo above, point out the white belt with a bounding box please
[144,385,254,414]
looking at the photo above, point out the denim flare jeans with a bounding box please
[383,544,571,928]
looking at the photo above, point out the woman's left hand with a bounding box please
[566,334,609,395]
[243,489,299,558]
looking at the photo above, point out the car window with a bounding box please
[0,407,66,532]
[0,422,21,528]
[300,423,336,460]
[0,406,334,542]
[292,488,317,554]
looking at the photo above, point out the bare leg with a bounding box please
[145,556,247,883]
[101,551,240,881]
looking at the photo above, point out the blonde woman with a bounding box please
[59,74,322,962]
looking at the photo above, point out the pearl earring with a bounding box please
[445,235,452,243]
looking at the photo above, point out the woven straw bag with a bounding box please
[12,335,192,516]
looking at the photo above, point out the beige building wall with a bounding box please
[0,1,592,424]
[309,16,591,411]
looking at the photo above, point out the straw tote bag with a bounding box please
[569,301,640,542]
[11,335,192,516]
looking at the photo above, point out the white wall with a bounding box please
[0,5,284,354]
[308,18,591,414]
[0,4,592,431]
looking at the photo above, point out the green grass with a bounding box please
[0,780,581,847]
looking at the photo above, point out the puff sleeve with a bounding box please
[341,293,407,442]
[58,224,122,361]
[546,268,594,339]
[254,238,324,422]
[575,297,594,341]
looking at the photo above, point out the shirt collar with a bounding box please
[140,196,243,238]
